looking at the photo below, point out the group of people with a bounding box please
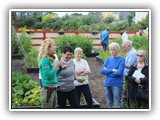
[100,27,149,108]
[38,27,149,109]
[38,38,93,109]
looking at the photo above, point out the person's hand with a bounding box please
[76,69,85,75]
[125,65,130,69]
[112,69,118,72]
[81,70,89,76]
[104,67,107,70]
[56,60,63,67]
[62,65,68,70]
[53,60,62,71]
[135,78,141,84]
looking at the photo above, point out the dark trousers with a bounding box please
[75,84,93,108]
[101,42,107,51]
[57,89,80,108]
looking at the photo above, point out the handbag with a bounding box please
[136,85,149,102]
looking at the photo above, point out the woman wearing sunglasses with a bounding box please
[126,50,149,108]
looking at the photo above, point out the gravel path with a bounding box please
[12,57,106,108]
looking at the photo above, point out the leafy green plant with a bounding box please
[55,34,93,54]
[19,32,33,53]
[12,72,41,108]
[18,32,38,67]
[12,32,20,54]
[26,47,38,67]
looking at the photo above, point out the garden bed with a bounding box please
[19,98,100,109]
[85,53,99,57]
[12,54,23,60]
[96,56,103,64]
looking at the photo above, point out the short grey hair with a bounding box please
[123,40,132,47]
[137,50,148,60]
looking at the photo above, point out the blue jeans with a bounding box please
[104,86,123,108]
[75,84,93,108]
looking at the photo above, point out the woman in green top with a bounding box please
[38,38,63,108]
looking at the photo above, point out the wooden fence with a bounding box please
[16,30,137,50]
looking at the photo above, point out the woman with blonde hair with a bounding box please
[73,47,93,108]
[38,38,63,108]
[100,42,125,108]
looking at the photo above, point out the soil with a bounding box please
[11,57,106,108]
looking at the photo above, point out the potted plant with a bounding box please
[91,31,98,35]
[58,28,64,35]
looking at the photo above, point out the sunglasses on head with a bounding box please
[137,55,143,57]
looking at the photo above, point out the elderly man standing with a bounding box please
[122,40,137,105]
[100,27,110,51]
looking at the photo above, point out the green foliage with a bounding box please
[55,34,93,54]
[12,32,20,54]
[14,11,148,33]
[19,32,38,67]
[127,12,135,26]
[139,14,149,29]
[104,14,116,24]
[12,72,41,108]
[129,35,148,52]
[109,21,129,31]
[99,35,148,62]
[26,47,38,67]
[19,32,33,53]
[42,13,54,22]
[23,17,35,28]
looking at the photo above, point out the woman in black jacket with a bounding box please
[126,50,149,108]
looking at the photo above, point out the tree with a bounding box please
[104,14,116,24]
[127,12,135,26]
[42,13,54,22]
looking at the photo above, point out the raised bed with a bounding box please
[85,53,99,57]
[27,67,39,73]
[58,32,64,35]
[92,32,98,35]
[19,98,100,109]
[12,54,23,60]
[96,56,103,64]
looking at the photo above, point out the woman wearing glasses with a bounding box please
[126,50,149,108]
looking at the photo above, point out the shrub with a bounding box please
[19,32,33,53]
[19,32,38,67]
[99,35,148,62]
[55,34,93,54]
[12,32,20,54]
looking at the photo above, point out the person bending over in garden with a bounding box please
[38,38,64,108]
[126,50,149,108]
[100,42,125,108]
[122,40,137,105]
[100,27,110,51]
[73,47,93,108]
[57,46,80,108]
